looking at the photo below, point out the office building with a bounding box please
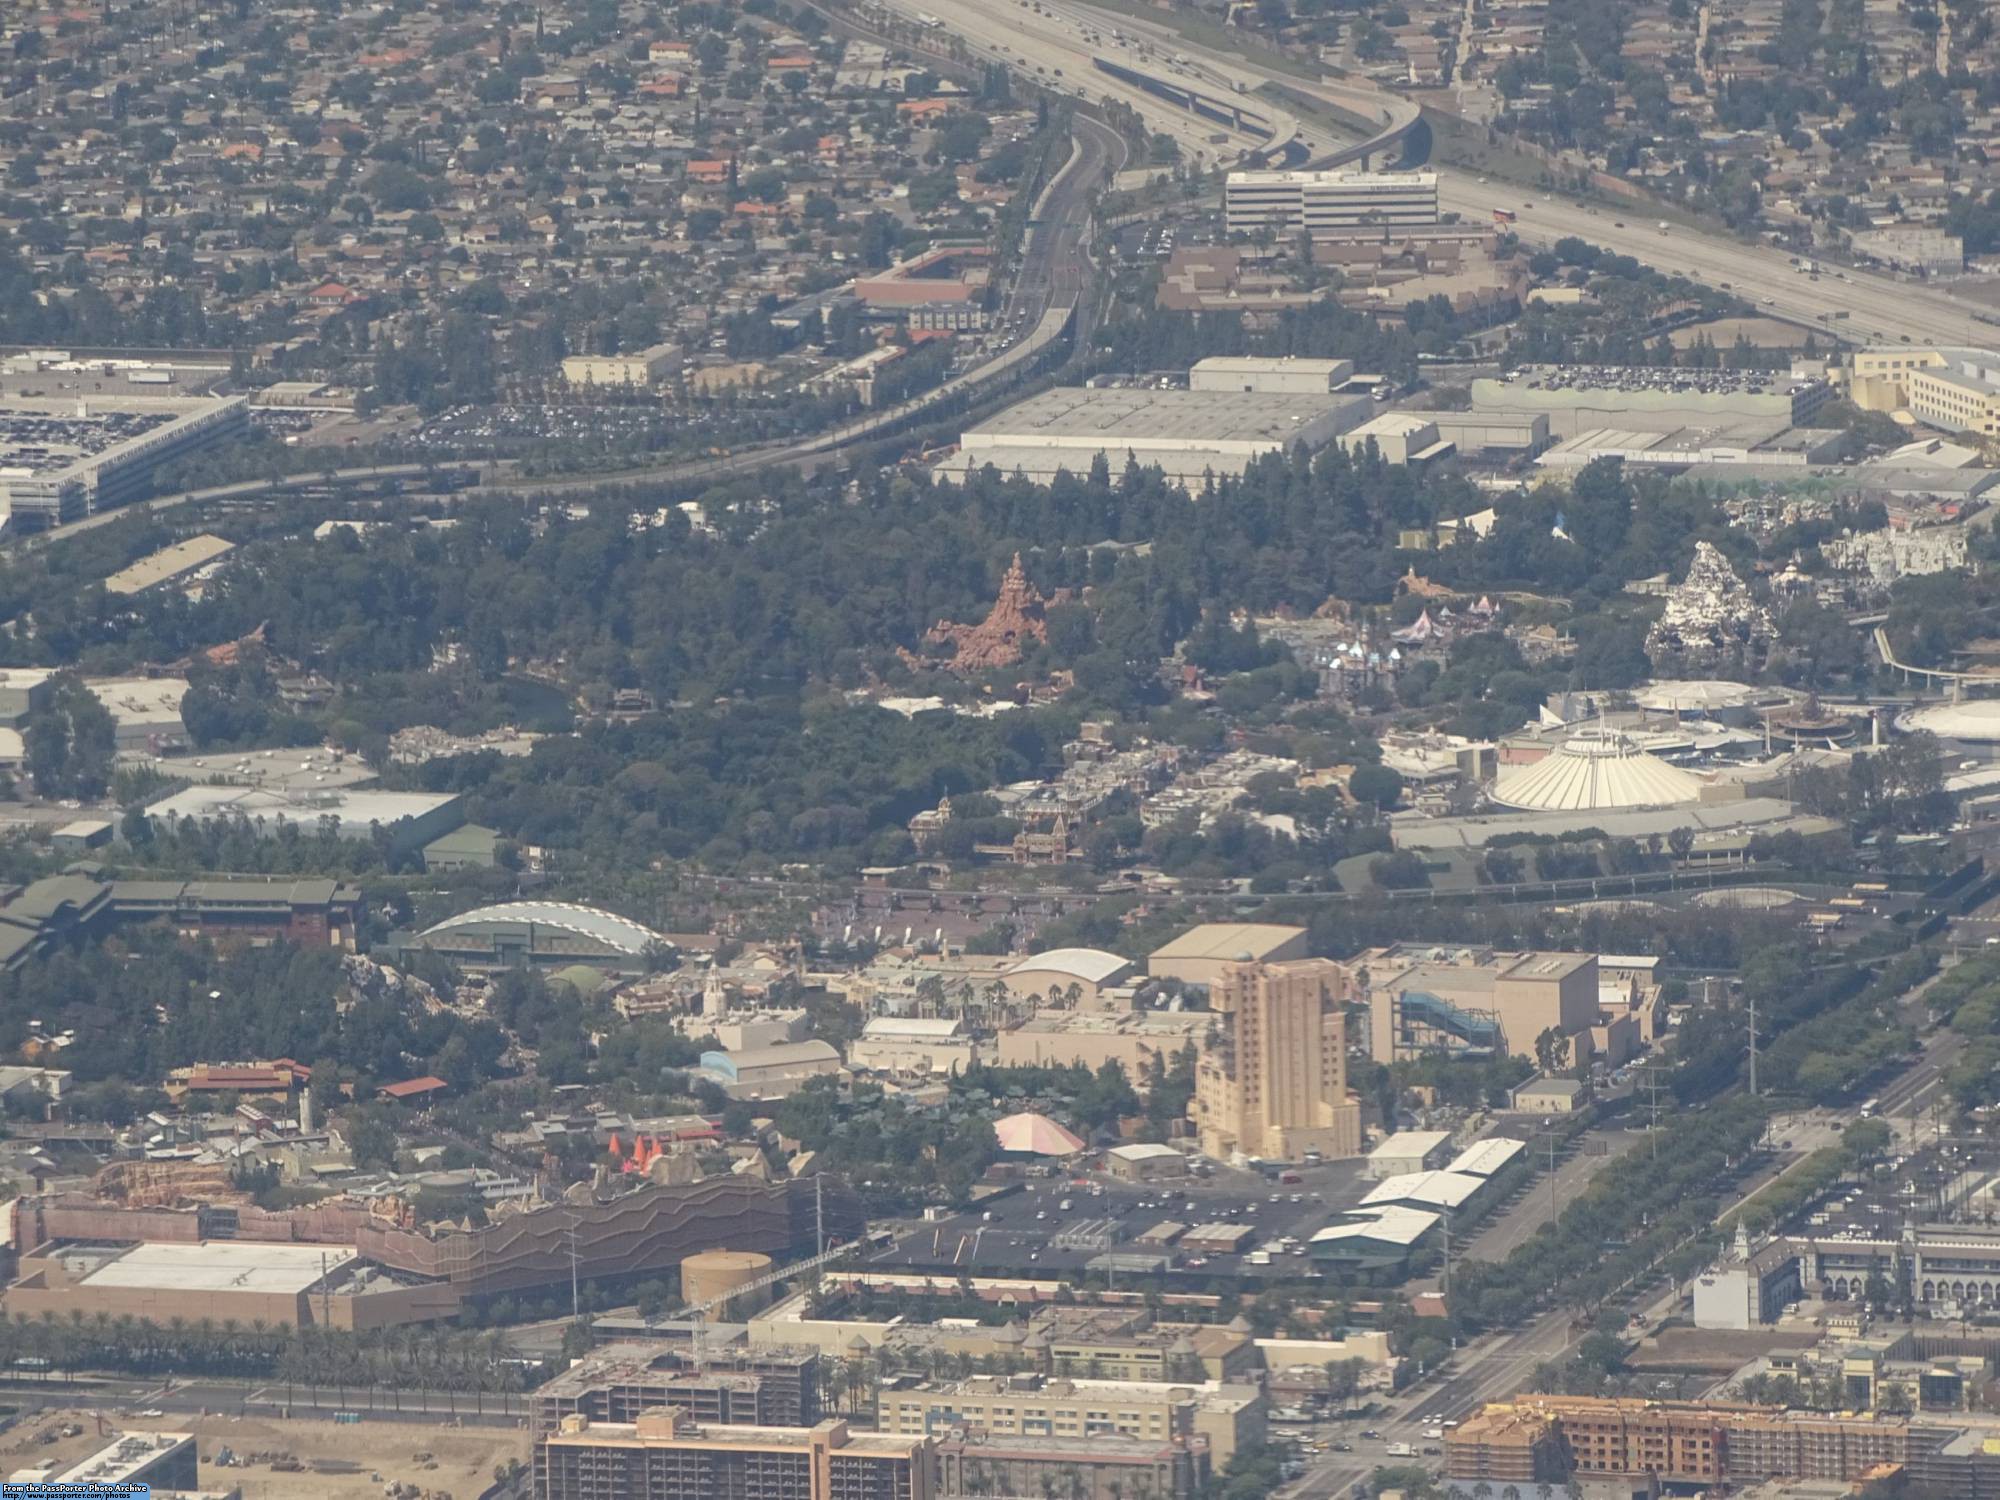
[1038,1308,1257,1382]
[879,1372,1265,1465]
[1224,170,1439,234]
[933,1431,1207,1500]
[540,1410,932,1500]
[562,343,679,387]
[934,387,1370,492]
[1445,1396,1910,1489]
[1192,959,1362,1162]
[1851,345,2000,437]
[532,1344,824,1493]
[1354,944,1599,1064]
[534,1343,823,1436]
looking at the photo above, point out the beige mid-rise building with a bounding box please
[1850,345,2000,437]
[878,1373,1266,1465]
[539,1410,931,1500]
[1355,944,1597,1065]
[1192,959,1361,1162]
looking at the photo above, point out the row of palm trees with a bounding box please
[0,1310,537,1412]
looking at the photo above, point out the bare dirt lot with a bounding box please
[0,1408,526,1499]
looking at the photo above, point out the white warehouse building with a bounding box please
[1224,170,1439,235]
[1189,356,1355,396]
[934,386,1372,492]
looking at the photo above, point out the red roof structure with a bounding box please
[993,1111,1085,1156]
[378,1075,449,1102]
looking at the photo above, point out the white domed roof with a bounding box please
[1492,729,1706,812]
[1633,679,1762,713]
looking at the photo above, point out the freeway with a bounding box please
[887,0,1997,346]
[6,111,1124,557]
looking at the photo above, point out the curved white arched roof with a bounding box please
[1900,699,2000,743]
[1492,730,1705,813]
[1005,948,1132,985]
[418,901,667,956]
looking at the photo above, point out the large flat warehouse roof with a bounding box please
[1149,922,1306,962]
[103,533,234,595]
[78,1240,356,1294]
[146,783,457,826]
[962,388,1359,450]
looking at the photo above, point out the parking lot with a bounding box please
[414,401,678,455]
[880,1155,1376,1282]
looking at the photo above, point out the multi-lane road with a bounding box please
[8,106,1127,560]
[1278,966,1967,1500]
[886,0,1998,347]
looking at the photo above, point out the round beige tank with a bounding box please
[681,1249,774,1313]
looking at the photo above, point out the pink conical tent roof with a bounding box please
[993,1111,1085,1156]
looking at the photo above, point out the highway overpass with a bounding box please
[883,0,1996,346]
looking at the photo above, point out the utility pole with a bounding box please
[1544,1130,1560,1221]
[568,1210,580,1322]
[816,1174,826,1258]
[1644,1063,1663,1160]
[1748,988,1759,1098]
[1441,1208,1451,1299]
